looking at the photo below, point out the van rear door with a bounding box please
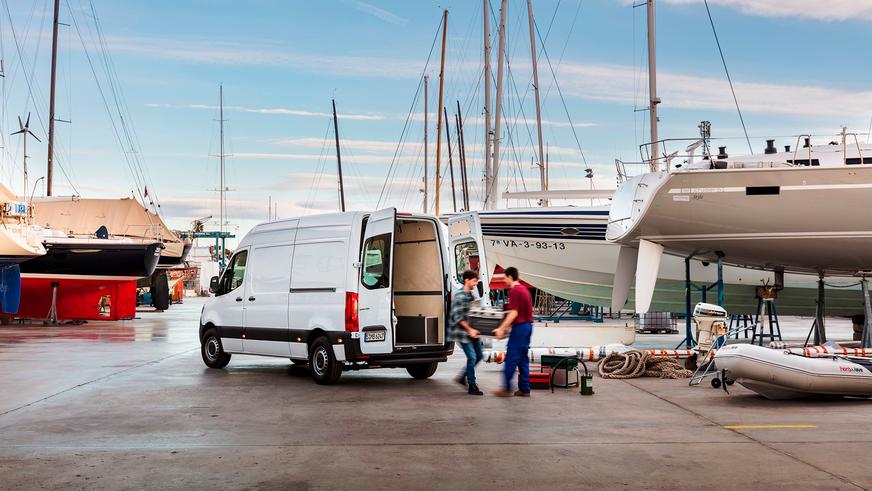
[448,212,491,303]
[358,207,396,354]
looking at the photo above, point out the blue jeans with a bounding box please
[503,322,533,393]
[459,338,484,385]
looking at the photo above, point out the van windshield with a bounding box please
[362,234,390,289]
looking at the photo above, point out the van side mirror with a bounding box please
[209,276,219,294]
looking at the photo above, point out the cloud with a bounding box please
[354,1,408,25]
[660,0,872,22]
[555,63,872,118]
[106,35,425,78]
[144,103,385,121]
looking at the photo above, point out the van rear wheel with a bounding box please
[406,362,438,379]
[201,328,231,368]
[309,337,342,385]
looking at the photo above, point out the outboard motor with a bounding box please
[717,146,728,159]
[693,303,728,363]
[764,140,777,154]
[803,137,811,148]
[784,145,791,152]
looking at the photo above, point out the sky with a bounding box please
[1,0,871,246]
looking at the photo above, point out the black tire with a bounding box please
[309,337,342,385]
[711,378,722,389]
[151,271,170,311]
[291,359,308,366]
[406,362,439,380]
[725,378,735,386]
[201,328,231,368]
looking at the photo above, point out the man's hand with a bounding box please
[469,328,480,339]
[493,327,507,340]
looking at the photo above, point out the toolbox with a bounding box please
[528,368,552,390]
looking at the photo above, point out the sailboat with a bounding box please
[607,132,872,313]
[460,0,863,316]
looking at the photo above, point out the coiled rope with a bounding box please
[597,350,693,379]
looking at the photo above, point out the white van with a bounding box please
[199,208,489,384]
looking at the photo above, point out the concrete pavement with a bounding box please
[0,298,870,490]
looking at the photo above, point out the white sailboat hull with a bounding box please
[480,208,862,315]
[608,165,872,275]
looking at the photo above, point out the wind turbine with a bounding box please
[11,113,40,197]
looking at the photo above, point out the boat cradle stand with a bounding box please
[679,252,725,349]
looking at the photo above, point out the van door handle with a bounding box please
[248,296,256,302]
[235,297,243,302]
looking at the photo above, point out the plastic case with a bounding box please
[467,307,506,337]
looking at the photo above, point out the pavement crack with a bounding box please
[622,379,868,490]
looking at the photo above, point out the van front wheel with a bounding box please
[309,337,342,385]
[201,328,231,368]
[406,362,438,379]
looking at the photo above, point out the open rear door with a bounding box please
[447,212,490,305]
[358,207,396,355]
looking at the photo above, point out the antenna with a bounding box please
[11,113,41,197]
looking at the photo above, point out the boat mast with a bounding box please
[456,101,470,211]
[423,75,428,213]
[647,0,660,171]
[526,0,548,207]
[482,0,493,210]
[332,99,346,212]
[434,9,448,216]
[46,0,60,196]
[444,107,457,212]
[488,0,508,209]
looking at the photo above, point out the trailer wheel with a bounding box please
[710,378,722,389]
[201,328,231,368]
[406,362,439,380]
[309,337,342,385]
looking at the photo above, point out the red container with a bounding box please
[528,366,553,390]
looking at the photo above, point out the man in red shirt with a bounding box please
[493,266,534,397]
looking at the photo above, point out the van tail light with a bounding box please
[345,292,359,332]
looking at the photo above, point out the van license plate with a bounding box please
[364,331,385,342]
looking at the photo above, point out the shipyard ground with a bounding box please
[0,298,869,490]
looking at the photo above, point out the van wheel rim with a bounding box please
[206,338,220,361]
[313,347,329,376]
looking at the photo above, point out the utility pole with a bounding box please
[434,9,448,216]
[423,75,429,213]
[332,99,346,212]
[444,107,457,213]
[456,101,470,211]
[647,0,660,171]
[487,0,508,210]
[482,0,493,210]
[526,0,548,206]
[46,0,60,196]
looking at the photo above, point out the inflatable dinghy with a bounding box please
[715,344,872,400]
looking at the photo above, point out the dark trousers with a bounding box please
[459,338,484,385]
[503,322,533,393]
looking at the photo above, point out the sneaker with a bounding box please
[493,389,513,397]
[468,383,483,396]
[455,375,467,386]
[514,390,531,397]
